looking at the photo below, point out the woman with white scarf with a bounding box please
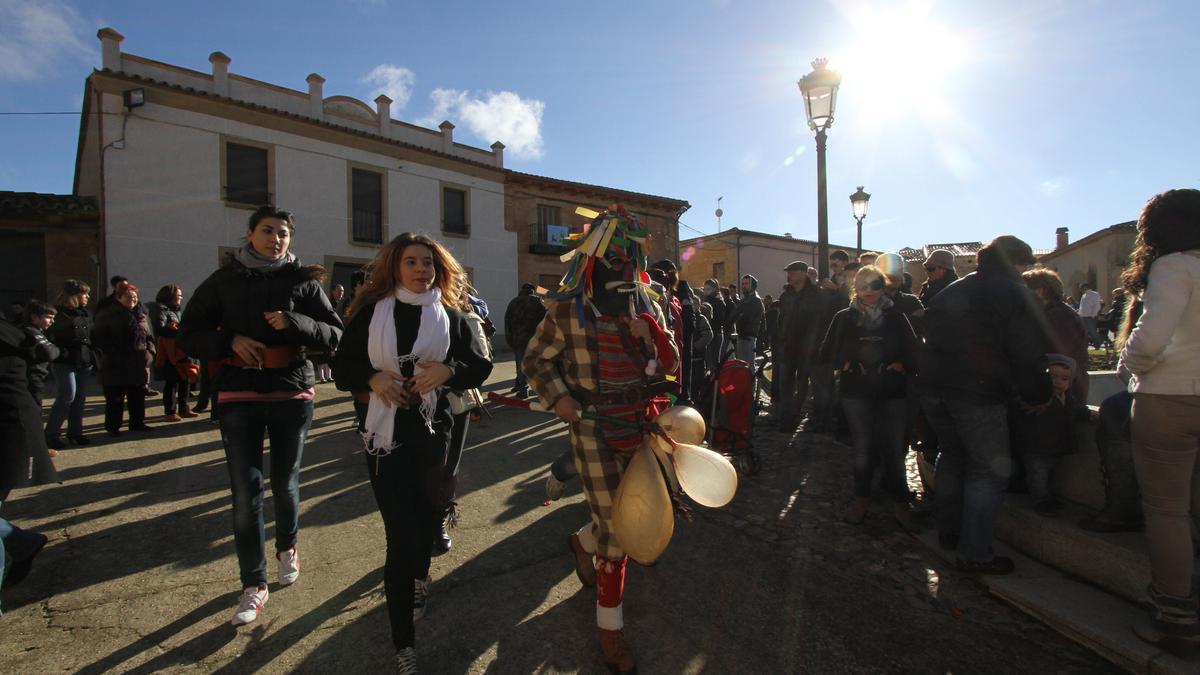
[333,233,491,673]
[817,265,920,529]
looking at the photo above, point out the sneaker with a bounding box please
[413,576,430,621]
[545,474,566,501]
[278,548,300,586]
[955,556,1015,575]
[395,647,418,674]
[231,585,269,626]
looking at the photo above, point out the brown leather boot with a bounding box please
[598,628,637,674]
[844,497,869,524]
[568,533,596,587]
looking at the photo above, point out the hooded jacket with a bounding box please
[178,255,343,394]
[0,321,59,495]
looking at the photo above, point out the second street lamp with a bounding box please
[798,58,842,280]
[849,186,871,257]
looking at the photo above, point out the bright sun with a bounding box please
[837,5,969,120]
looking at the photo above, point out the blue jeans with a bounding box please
[1023,453,1059,503]
[736,336,757,365]
[921,396,1012,563]
[1082,316,1100,347]
[513,345,528,390]
[842,397,909,501]
[219,399,313,588]
[46,363,90,438]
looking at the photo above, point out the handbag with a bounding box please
[446,387,483,415]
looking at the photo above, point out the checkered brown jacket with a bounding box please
[523,299,678,409]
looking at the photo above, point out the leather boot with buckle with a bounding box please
[568,533,596,587]
[598,628,637,674]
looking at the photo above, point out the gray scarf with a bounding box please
[234,241,296,272]
[852,294,893,330]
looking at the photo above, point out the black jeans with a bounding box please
[104,385,146,432]
[513,345,528,390]
[842,397,909,501]
[162,375,191,415]
[773,359,811,425]
[219,399,313,587]
[368,428,447,650]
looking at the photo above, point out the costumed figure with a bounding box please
[524,205,679,674]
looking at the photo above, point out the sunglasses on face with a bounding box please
[924,266,938,273]
[856,278,884,292]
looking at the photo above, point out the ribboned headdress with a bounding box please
[550,203,660,325]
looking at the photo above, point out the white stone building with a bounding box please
[75,28,512,329]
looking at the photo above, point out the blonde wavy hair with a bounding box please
[347,233,468,317]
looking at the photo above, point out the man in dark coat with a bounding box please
[918,249,959,308]
[702,279,727,367]
[919,235,1051,575]
[1,320,59,598]
[773,261,837,431]
[504,284,546,397]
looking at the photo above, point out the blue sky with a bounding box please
[1,0,1197,253]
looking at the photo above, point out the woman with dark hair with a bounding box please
[334,232,491,672]
[153,285,196,421]
[44,279,94,448]
[1022,268,1090,402]
[1117,188,1200,655]
[178,206,342,627]
[818,265,920,530]
[93,281,155,435]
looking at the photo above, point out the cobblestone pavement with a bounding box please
[0,360,1118,673]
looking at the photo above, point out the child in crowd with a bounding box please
[21,300,61,410]
[1013,354,1092,516]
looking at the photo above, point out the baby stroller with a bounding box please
[696,347,763,476]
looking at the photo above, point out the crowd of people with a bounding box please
[1,187,1198,669]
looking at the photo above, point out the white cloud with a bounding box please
[361,64,416,109]
[1039,177,1067,197]
[0,0,92,81]
[420,88,545,160]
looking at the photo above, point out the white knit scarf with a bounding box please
[362,286,450,456]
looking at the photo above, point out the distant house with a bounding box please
[1038,223,1137,304]
[0,192,100,309]
[678,228,855,295]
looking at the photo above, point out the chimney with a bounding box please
[97,27,124,71]
[306,73,325,120]
[439,121,455,153]
[374,95,392,137]
[491,141,505,168]
[209,51,231,96]
[1055,226,1069,250]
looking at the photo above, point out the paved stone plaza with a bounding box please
[1,359,1117,673]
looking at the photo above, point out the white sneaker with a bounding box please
[231,585,269,626]
[413,576,430,622]
[545,475,565,501]
[278,548,300,586]
[395,647,418,674]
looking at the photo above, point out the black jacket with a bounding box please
[46,305,95,370]
[704,292,727,337]
[1012,392,1090,456]
[775,282,836,365]
[178,257,343,394]
[818,305,918,400]
[0,321,58,496]
[918,270,1051,405]
[21,324,60,397]
[918,272,957,308]
[503,292,546,351]
[93,304,155,388]
[333,300,493,435]
[732,293,765,338]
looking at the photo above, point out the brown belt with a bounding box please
[230,344,302,370]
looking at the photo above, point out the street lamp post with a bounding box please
[798,58,842,280]
[849,186,871,257]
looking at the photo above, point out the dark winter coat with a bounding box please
[705,291,727,338]
[333,300,492,436]
[46,304,95,370]
[21,324,60,400]
[775,282,835,366]
[732,292,765,338]
[918,269,1051,406]
[178,256,343,394]
[152,304,191,381]
[1012,392,1091,456]
[818,305,918,400]
[504,291,546,351]
[1039,301,1091,402]
[93,304,155,388]
[0,321,59,496]
[918,271,958,308]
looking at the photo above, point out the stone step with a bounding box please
[915,530,1196,674]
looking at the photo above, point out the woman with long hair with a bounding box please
[152,284,197,421]
[1117,188,1200,655]
[44,279,95,448]
[93,281,155,435]
[817,265,920,530]
[178,206,342,627]
[334,233,491,672]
